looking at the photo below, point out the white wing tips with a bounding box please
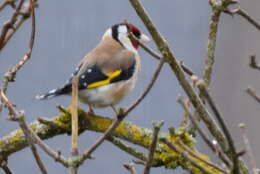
[35,89,58,100]
[35,94,45,100]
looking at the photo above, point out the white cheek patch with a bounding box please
[118,25,128,33]
[118,25,137,54]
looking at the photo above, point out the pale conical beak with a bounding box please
[139,34,150,43]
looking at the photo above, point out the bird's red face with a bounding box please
[110,23,150,50]
[128,24,150,49]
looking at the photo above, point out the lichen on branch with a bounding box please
[0,107,222,173]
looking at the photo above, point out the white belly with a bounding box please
[78,78,136,108]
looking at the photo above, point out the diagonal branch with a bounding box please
[226,8,260,32]
[177,96,231,167]
[107,137,148,162]
[177,139,228,174]
[246,87,260,104]
[160,138,212,174]
[197,80,239,173]
[128,0,227,155]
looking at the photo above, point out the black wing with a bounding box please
[36,62,135,99]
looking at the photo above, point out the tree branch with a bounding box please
[160,138,212,174]
[249,55,260,71]
[143,121,163,174]
[226,8,260,32]
[0,90,69,167]
[203,1,221,86]
[239,124,258,174]
[0,0,16,12]
[177,96,231,167]
[0,0,26,49]
[107,137,148,162]
[197,80,239,173]
[69,77,79,174]
[0,107,223,173]
[128,0,227,155]
[246,87,260,104]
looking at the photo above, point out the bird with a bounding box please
[36,22,150,113]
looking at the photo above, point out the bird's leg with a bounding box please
[88,105,95,114]
[111,105,118,116]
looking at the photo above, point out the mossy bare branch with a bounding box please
[0,107,222,173]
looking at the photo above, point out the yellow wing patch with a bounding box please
[87,70,122,89]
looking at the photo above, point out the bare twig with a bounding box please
[143,121,163,174]
[38,117,62,129]
[1,165,13,174]
[124,163,138,174]
[0,157,13,174]
[249,55,260,71]
[1,0,35,93]
[239,124,258,174]
[237,9,260,31]
[0,0,36,112]
[107,137,148,162]
[226,8,260,31]
[246,87,260,104]
[124,58,164,115]
[160,138,212,174]
[76,112,125,165]
[0,0,26,49]
[0,0,16,12]
[69,77,79,174]
[127,31,160,61]
[30,144,48,174]
[180,61,194,76]
[127,31,194,77]
[177,139,228,174]
[133,160,146,166]
[0,90,69,167]
[0,89,48,174]
[0,9,31,50]
[197,80,239,173]
[203,3,221,86]
[76,58,164,166]
[177,96,232,167]
[17,116,48,174]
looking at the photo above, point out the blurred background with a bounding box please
[0,0,260,173]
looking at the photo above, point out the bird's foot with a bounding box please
[87,106,95,115]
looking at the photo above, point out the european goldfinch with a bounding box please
[36,23,150,112]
